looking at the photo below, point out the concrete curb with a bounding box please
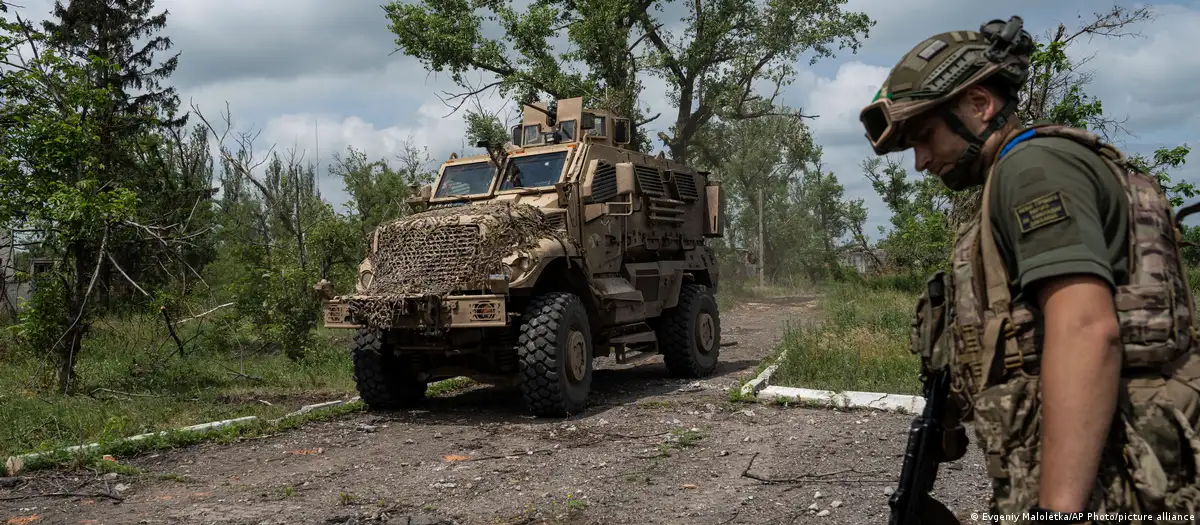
[5,394,366,475]
[738,357,781,397]
[759,385,925,414]
[742,353,924,414]
[10,415,262,465]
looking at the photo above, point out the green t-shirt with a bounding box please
[987,135,1130,305]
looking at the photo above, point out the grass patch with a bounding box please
[0,300,494,470]
[0,316,359,460]
[14,397,367,474]
[765,265,1200,397]
[0,303,480,465]
[770,279,921,395]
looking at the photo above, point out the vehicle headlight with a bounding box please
[357,270,374,291]
[511,256,534,274]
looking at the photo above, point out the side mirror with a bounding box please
[510,125,522,146]
[615,162,636,196]
[580,112,596,130]
[613,118,630,145]
[420,184,432,200]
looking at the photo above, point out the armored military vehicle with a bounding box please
[317,97,726,417]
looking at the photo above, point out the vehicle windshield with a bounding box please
[499,151,569,190]
[433,161,497,197]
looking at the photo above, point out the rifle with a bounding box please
[888,271,961,525]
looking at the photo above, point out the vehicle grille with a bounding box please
[370,224,481,295]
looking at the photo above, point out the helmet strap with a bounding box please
[936,96,1018,190]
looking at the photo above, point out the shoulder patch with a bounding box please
[1013,191,1070,234]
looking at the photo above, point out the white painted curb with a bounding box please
[11,415,262,465]
[759,385,925,414]
[743,353,925,414]
[270,396,361,423]
[5,395,365,473]
[738,359,780,397]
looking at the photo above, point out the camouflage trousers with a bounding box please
[968,352,1200,525]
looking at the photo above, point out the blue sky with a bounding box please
[9,0,1200,239]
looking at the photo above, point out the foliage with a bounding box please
[1,17,128,393]
[692,104,867,280]
[861,156,953,274]
[383,0,874,163]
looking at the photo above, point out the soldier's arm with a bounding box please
[990,142,1123,514]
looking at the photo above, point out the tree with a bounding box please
[39,0,205,306]
[0,14,138,393]
[861,156,953,274]
[690,102,865,280]
[383,0,873,163]
[334,142,433,240]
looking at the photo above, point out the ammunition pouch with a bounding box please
[911,270,952,374]
[910,270,969,465]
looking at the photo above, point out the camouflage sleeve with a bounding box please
[988,137,1118,295]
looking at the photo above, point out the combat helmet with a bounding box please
[859,16,1034,187]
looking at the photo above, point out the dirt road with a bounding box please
[3,296,991,525]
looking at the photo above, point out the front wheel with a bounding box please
[657,283,721,378]
[350,328,428,410]
[516,292,593,417]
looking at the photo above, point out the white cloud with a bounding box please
[1066,3,1200,139]
[802,62,892,146]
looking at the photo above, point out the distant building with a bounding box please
[1,231,43,315]
[839,247,887,274]
[1,230,17,315]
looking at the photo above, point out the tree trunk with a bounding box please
[58,245,91,395]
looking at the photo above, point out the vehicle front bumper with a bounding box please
[322,294,510,330]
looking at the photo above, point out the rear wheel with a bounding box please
[516,292,593,417]
[656,283,721,378]
[351,328,428,410]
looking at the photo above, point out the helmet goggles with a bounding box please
[859,63,1006,156]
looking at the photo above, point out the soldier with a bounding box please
[860,16,1200,525]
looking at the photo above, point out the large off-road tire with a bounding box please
[516,292,593,417]
[657,283,721,378]
[350,328,428,410]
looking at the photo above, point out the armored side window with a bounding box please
[523,125,543,145]
[613,118,630,144]
[558,120,576,141]
[586,115,607,137]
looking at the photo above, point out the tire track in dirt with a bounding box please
[2,295,991,525]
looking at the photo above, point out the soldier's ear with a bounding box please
[962,85,1001,122]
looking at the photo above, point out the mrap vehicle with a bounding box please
[317,97,726,417]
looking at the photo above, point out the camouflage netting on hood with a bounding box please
[348,201,563,328]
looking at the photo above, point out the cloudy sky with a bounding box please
[10,0,1200,239]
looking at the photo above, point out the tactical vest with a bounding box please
[932,123,1198,420]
